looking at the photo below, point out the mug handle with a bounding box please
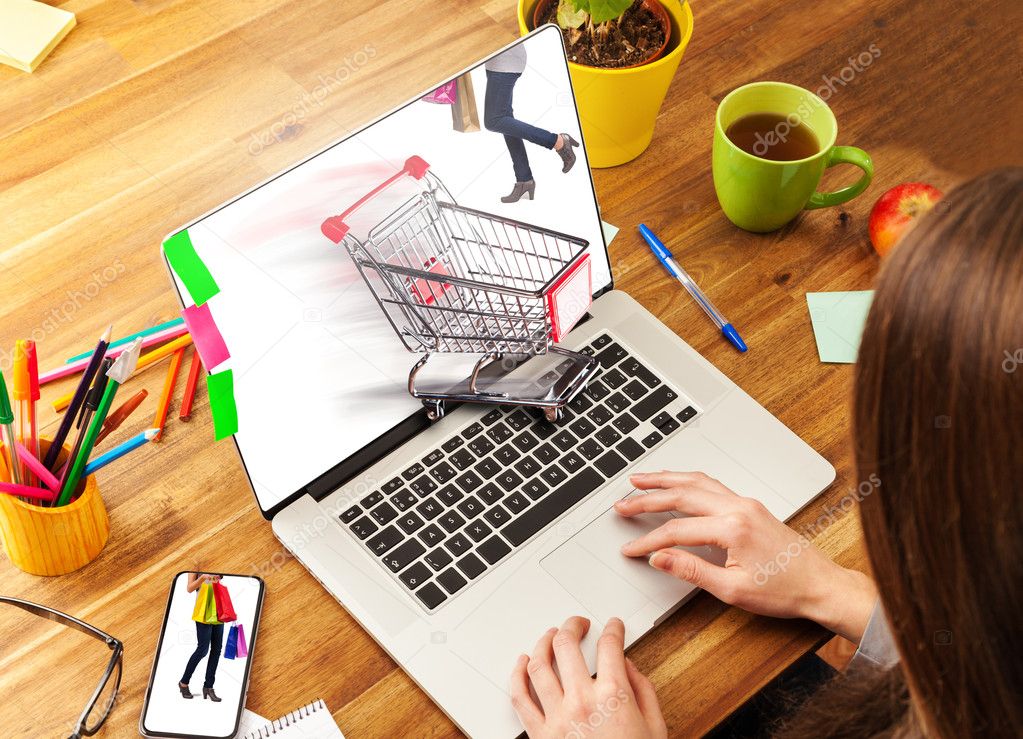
[805,146,874,209]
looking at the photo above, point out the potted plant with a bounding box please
[519,0,694,167]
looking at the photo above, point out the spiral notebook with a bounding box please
[237,700,344,738]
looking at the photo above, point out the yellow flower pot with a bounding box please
[519,0,694,168]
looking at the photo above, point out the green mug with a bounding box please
[712,81,873,232]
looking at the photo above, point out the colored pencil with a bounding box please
[64,318,185,363]
[59,358,113,505]
[0,371,21,486]
[179,350,202,420]
[15,442,61,492]
[84,429,158,476]
[40,324,188,387]
[44,326,111,471]
[0,481,57,503]
[95,389,148,445]
[153,348,185,440]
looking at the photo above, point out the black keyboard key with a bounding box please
[522,478,549,500]
[455,470,484,493]
[437,567,467,594]
[642,431,663,448]
[595,449,627,477]
[415,582,446,609]
[381,478,403,494]
[484,505,511,527]
[464,518,492,542]
[552,430,577,451]
[391,490,417,511]
[595,342,627,368]
[515,455,541,479]
[469,437,495,457]
[541,466,568,486]
[618,437,645,461]
[568,392,594,413]
[587,405,613,426]
[495,444,521,466]
[585,380,610,400]
[569,417,596,438]
[606,392,631,414]
[534,443,559,464]
[423,448,444,467]
[476,457,501,478]
[505,492,530,513]
[430,461,456,483]
[457,553,487,579]
[445,532,472,556]
[602,368,627,388]
[457,495,485,519]
[658,417,680,434]
[450,448,475,471]
[580,345,596,356]
[512,431,540,453]
[363,491,384,508]
[370,501,398,525]
[622,379,648,401]
[417,498,444,520]
[622,358,661,388]
[532,421,556,439]
[402,463,424,481]
[478,535,512,565]
[632,386,679,421]
[384,539,426,572]
[397,511,425,534]
[439,510,466,533]
[561,452,585,473]
[651,411,673,429]
[487,422,513,444]
[340,505,361,523]
[418,524,445,548]
[399,561,432,590]
[442,436,464,453]
[591,333,613,349]
[481,409,503,426]
[367,525,403,556]
[410,475,438,498]
[437,485,463,506]
[677,405,698,423]
[579,438,603,461]
[506,409,532,431]
[478,483,504,506]
[425,547,452,571]
[496,469,524,492]
[596,426,622,447]
[613,413,639,434]
[462,422,484,439]
[350,516,378,539]
[502,468,603,546]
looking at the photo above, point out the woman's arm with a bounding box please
[185,573,220,592]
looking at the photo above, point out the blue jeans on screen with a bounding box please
[181,622,224,689]
[484,70,558,182]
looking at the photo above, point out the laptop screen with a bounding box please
[165,26,611,516]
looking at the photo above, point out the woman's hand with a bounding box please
[616,472,877,643]
[510,616,666,739]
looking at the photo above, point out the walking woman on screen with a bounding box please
[484,44,579,203]
[179,572,224,702]
[509,168,1023,738]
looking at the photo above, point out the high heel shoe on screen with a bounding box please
[501,180,535,203]
[179,682,193,699]
[203,688,222,702]
[556,134,580,173]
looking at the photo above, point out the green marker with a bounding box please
[0,371,22,485]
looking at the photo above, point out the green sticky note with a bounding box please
[806,291,875,363]
[601,220,619,245]
[207,369,238,440]
[163,229,220,306]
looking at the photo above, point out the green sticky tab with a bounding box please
[207,369,238,441]
[163,229,220,306]
[806,290,874,363]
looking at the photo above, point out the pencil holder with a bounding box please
[0,437,109,576]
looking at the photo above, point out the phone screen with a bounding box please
[140,572,264,738]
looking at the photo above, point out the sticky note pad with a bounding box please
[182,302,230,370]
[207,369,238,440]
[0,0,77,73]
[163,229,220,306]
[806,291,874,363]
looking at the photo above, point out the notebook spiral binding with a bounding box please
[244,699,326,738]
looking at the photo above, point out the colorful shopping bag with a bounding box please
[203,584,221,625]
[235,624,248,658]
[421,80,456,105]
[212,582,237,622]
[224,624,238,659]
[192,583,215,623]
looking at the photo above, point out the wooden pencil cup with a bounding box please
[0,438,109,576]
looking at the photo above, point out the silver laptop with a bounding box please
[165,27,834,738]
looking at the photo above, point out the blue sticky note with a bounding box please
[806,291,874,363]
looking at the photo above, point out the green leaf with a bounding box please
[587,0,632,24]
[556,0,589,29]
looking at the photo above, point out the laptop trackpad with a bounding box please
[539,496,726,624]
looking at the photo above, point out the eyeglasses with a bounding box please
[0,596,123,738]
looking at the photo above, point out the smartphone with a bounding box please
[139,572,264,738]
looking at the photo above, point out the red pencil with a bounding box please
[153,348,185,441]
[179,350,202,421]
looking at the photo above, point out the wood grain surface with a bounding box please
[1,0,1020,736]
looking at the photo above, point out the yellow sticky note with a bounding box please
[0,0,77,73]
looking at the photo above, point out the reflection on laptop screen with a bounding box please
[167,27,610,512]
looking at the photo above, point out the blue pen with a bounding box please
[638,224,747,352]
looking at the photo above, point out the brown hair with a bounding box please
[779,167,1023,737]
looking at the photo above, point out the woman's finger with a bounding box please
[509,653,545,730]
[620,515,732,556]
[625,658,664,728]
[551,616,592,689]
[615,487,733,518]
[594,617,629,688]
[630,471,737,496]
[649,548,736,599]
[527,627,563,714]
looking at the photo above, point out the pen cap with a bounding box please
[0,371,13,423]
[12,340,40,401]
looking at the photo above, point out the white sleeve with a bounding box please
[850,600,900,670]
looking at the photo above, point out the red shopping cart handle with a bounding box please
[321,155,431,243]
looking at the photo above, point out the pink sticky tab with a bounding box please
[547,255,592,343]
[181,303,230,370]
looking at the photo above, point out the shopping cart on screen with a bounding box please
[320,156,598,421]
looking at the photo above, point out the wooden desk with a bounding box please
[1,0,1018,736]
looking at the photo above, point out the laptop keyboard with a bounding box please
[338,333,700,613]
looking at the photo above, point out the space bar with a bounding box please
[502,468,604,547]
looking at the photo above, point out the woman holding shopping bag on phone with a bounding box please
[179,572,224,702]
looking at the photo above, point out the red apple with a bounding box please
[868,182,944,257]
